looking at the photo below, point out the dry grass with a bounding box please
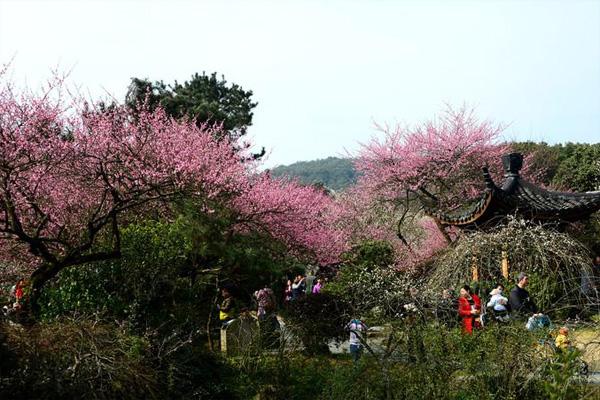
[573,326,600,370]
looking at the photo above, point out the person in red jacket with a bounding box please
[458,285,481,334]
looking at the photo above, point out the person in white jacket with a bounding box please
[486,285,510,322]
[487,287,508,312]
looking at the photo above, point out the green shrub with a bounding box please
[0,318,237,399]
[0,318,157,399]
[220,318,592,400]
[284,293,352,354]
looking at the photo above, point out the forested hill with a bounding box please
[270,157,357,191]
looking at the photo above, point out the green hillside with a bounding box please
[270,157,357,191]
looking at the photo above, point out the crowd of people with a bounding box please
[456,272,551,334]
[283,273,324,304]
[212,258,600,359]
[217,273,326,328]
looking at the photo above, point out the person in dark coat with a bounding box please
[509,272,538,315]
[291,275,306,300]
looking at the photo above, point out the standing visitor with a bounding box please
[510,273,551,330]
[304,271,316,294]
[457,285,481,334]
[13,279,25,311]
[284,279,293,304]
[345,318,368,363]
[509,272,538,315]
[291,275,306,300]
[312,278,323,294]
[255,286,276,320]
[255,286,279,348]
[218,287,237,327]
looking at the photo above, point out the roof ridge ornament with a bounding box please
[502,152,523,177]
[425,152,600,229]
[482,166,495,189]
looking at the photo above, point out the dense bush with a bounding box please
[0,318,236,399]
[209,318,594,400]
[0,318,156,399]
[37,219,209,330]
[284,293,352,354]
[326,240,417,322]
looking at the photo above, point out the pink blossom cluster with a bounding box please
[334,186,448,269]
[337,106,514,268]
[355,106,510,208]
[233,174,349,265]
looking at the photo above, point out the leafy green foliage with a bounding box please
[343,240,396,270]
[284,293,352,354]
[552,143,600,192]
[38,219,203,329]
[126,73,258,144]
[541,348,588,400]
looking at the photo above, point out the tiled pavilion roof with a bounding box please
[427,153,600,228]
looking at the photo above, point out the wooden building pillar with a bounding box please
[471,255,479,282]
[501,250,510,279]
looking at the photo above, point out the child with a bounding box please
[487,287,509,312]
[555,326,570,350]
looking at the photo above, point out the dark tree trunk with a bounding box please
[27,263,63,318]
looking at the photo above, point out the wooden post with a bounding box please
[471,255,479,282]
[501,251,510,279]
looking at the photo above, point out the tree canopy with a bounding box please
[0,74,345,308]
[126,73,262,157]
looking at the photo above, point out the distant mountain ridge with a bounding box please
[270,157,357,191]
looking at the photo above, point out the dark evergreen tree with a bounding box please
[126,73,264,157]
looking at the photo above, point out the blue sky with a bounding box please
[1,0,599,167]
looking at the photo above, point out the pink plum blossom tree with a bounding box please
[356,106,509,210]
[350,106,510,266]
[0,73,346,311]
